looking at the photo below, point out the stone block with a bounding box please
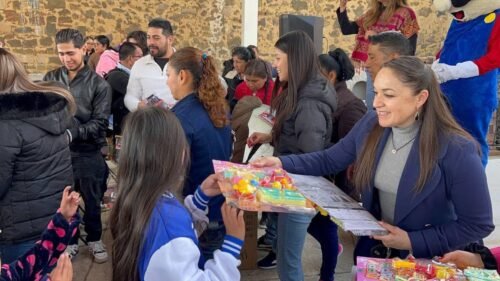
[58,16,73,25]
[7,39,22,47]
[84,10,95,18]
[39,36,53,47]
[47,0,65,9]
[291,0,308,10]
[14,26,34,33]
[48,56,61,65]
[23,39,37,48]
[77,26,87,36]
[46,22,57,36]
[0,22,12,33]
[4,10,19,22]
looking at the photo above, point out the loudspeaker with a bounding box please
[279,14,324,54]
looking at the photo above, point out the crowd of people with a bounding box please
[0,0,499,280]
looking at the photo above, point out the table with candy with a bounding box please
[356,256,500,281]
[213,160,315,214]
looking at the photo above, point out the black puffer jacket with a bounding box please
[44,65,111,152]
[0,92,73,244]
[275,75,337,155]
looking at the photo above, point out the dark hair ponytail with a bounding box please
[319,48,354,82]
[169,47,228,128]
[95,35,111,49]
[231,46,256,62]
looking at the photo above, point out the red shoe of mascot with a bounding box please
[432,0,500,167]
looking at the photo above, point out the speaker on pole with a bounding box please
[279,14,324,54]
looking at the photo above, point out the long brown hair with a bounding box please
[110,107,189,281]
[362,0,408,30]
[0,48,76,114]
[353,56,475,193]
[169,47,228,128]
[271,31,319,145]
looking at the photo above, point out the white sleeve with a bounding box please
[125,66,142,112]
[184,195,209,235]
[144,237,241,281]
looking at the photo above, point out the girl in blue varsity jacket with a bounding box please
[109,107,245,281]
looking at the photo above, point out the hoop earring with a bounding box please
[415,111,420,121]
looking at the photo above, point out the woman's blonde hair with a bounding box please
[0,48,76,114]
[362,0,408,30]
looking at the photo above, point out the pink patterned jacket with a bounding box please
[0,212,80,281]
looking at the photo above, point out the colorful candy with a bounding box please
[215,161,310,210]
[464,267,500,281]
[358,257,468,281]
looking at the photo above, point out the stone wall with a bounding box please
[0,0,451,74]
[0,0,241,73]
[256,0,452,60]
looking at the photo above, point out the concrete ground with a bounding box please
[72,157,500,281]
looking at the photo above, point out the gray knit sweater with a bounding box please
[374,122,420,224]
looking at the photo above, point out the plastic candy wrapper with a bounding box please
[355,256,500,281]
[214,160,388,235]
[213,160,316,214]
[464,267,500,281]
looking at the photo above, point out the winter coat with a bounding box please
[230,96,263,163]
[0,92,73,244]
[96,49,119,77]
[172,94,232,221]
[44,65,112,153]
[331,81,367,143]
[281,111,493,258]
[275,75,337,156]
[105,67,130,135]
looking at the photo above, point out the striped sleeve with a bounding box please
[192,186,211,211]
[221,235,244,259]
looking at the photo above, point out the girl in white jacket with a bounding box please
[110,107,245,281]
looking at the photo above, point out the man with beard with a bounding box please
[43,28,111,263]
[124,18,177,111]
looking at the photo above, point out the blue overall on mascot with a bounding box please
[432,0,500,167]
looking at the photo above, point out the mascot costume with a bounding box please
[432,0,500,166]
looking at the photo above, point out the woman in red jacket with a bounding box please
[234,58,274,106]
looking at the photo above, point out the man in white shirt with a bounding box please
[125,18,176,111]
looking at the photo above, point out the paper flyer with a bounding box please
[290,173,388,236]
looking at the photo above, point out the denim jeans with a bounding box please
[69,151,108,244]
[0,239,38,264]
[261,212,278,245]
[365,71,375,111]
[276,212,314,281]
[308,213,339,281]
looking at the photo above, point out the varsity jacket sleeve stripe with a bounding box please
[143,237,242,281]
